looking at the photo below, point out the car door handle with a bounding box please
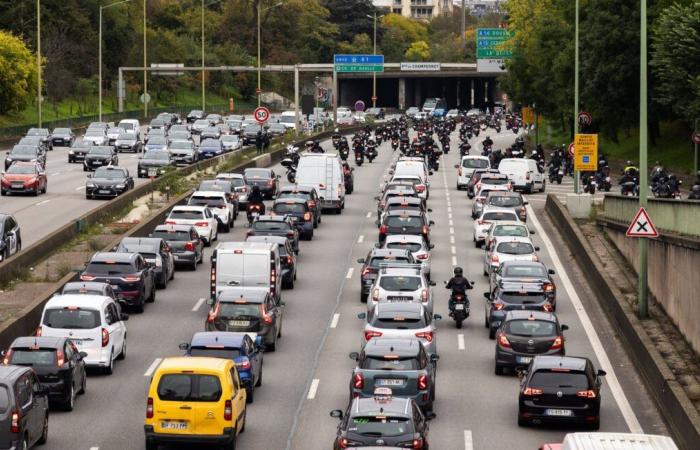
[179,405,192,410]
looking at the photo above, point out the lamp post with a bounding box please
[257,1,284,107]
[200,0,221,112]
[461,0,466,52]
[637,0,649,318]
[99,0,131,122]
[366,12,384,108]
[36,0,42,127]
[573,0,580,194]
[143,0,148,117]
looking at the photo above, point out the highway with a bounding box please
[30,124,670,450]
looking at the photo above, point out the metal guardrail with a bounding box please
[602,194,700,237]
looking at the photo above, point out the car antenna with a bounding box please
[390,346,394,352]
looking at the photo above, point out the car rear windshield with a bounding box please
[483,212,517,221]
[493,225,529,237]
[497,242,534,255]
[43,308,100,329]
[218,302,262,319]
[171,142,192,150]
[189,347,242,360]
[482,177,509,185]
[489,196,522,207]
[273,203,306,215]
[386,242,422,253]
[500,292,547,304]
[169,210,204,220]
[278,192,310,201]
[11,146,36,155]
[386,216,423,228]
[505,320,556,337]
[379,276,422,292]
[117,243,158,255]
[371,316,425,329]
[369,257,410,268]
[89,147,112,155]
[216,253,269,284]
[85,261,135,275]
[245,169,270,178]
[152,230,191,241]
[144,151,169,160]
[63,288,102,295]
[530,371,589,389]
[462,159,490,169]
[229,178,245,187]
[199,181,229,192]
[504,266,547,278]
[253,221,289,232]
[9,349,57,366]
[351,416,411,437]
[362,356,420,370]
[157,374,222,402]
[189,197,226,208]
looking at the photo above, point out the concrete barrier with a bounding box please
[603,194,700,237]
[546,194,700,450]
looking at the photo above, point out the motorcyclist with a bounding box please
[693,170,700,188]
[247,185,265,215]
[482,136,494,148]
[311,139,324,153]
[445,267,473,313]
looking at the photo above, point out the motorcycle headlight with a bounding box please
[69,150,74,154]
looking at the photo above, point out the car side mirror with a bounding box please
[429,244,435,250]
[86,174,92,178]
[561,324,569,331]
[120,313,129,321]
[425,411,437,420]
[483,292,491,300]
[357,312,367,320]
[429,281,436,286]
[433,314,442,321]
[523,201,529,205]
[330,410,343,419]
[429,220,435,226]
[178,343,189,351]
[79,351,88,358]
[529,230,535,235]
[429,171,434,176]
[430,353,439,362]
[453,164,459,169]
[427,208,433,212]
[534,246,540,251]
[349,352,359,361]
[356,258,365,264]
[597,369,607,377]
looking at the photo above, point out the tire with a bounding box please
[37,414,48,444]
[20,436,28,450]
[79,369,86,394]
[488,327,496,340]
[64,384,75,411]
[117,335,126,360]
[267,337,276,352]
[103,351,114,375]
[0,190,5,196]
[456,318,463,329]
[485,315,490,328]
[190,260,198,271]
[588,417,600,430]
[134,299,145,313]
[517,416,528,427]
[495,364,504,376]
[145,440,157,450]
[246,386,254,404]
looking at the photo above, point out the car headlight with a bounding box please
[86,183,96,188]
[29,159,37,162]
[69,150,74,154]
[6,157,12,161]
[115,184,125,189]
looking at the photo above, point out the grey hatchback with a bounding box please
[0,365,49,449]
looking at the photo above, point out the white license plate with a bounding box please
[455,304,465,310]
[160,421,188,430]
[229,320,250,327]
[545,409,572,417]
[377,379,403,386]
[99,190,110,194]
[93,161,102,165]
[517,356,532,364]
[12,183,23,188]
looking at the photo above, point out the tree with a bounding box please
[404,41,430,61]
[0,31,39,114]
[380,14,428,61]
[321,0,378,45]
[337,34,373,55]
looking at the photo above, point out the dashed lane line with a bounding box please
[458,334,465,351]
[464,430,473,450]
[346,267,354,279]
[358,235,364,243]
[330,313,340,329]
[192,297,206,312]
[307,379,320,400]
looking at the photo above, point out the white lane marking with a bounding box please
[358,235,364,243]
[75,185,84,191]
[447,206,452,213]
[366,211,372,218]
[346,267,354,279]
[35,200,50,206]
[51,171,61,176]
[449,220,454,227]
[526,203,642,433]
[458,334,465,350]
[449,227,454,235]
[451,256,458,266]
[192,297,206,312]
[447,201,452,207]
[307,379,320,399]
[451,246,456,255]
[448,213,452,219]
[330,313,340,329]
[90,447,99,450]
[464,430,473,450]
[144,358,162,377]
[450,236,455,244]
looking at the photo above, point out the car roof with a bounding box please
[481,173,510,180]
[215,242,275,253]
[492,236,534,245]
[273,197,306,205]
[217,288,268,303]
[189,332,249,348]
[216,173,244,179]
[192,190,227,198]
[532,356,590,372]
[500,260,546,270]
[11,336,64,348]
[386,197,422,205]
[63,281,108,290]
[384,234,425,244]
[504,310,558,322]
[364,338,421,357]
[378,266,422,276]
[172,205,207,212]
[0,364,32,380]
[246,235,288,245]
[45,294,111,308]
[386,210,422,217]
[90,252,137,263]
[491,220,528,228]
[487,191,521,198]
[157,356,231,372]
[120,237,161,246]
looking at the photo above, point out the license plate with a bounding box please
[388,296,412,301]
[98,190,110,194]
[93,161,102,165]
[12,183,23,188]
[120,145,130,149]
[160,421,188,430]
[289,217,298,221]
[229,320,250,327]
[70,339,83,346]
[148,169,158,177]
[545,409,572,417]
[455,304,465,310]
[516,356,532,364]
[377,379,403,386]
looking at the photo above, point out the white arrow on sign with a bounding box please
[625,207,659,238]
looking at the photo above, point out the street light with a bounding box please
[143,0,148,117]
[366,12,384,108]
[573,0,580,194]
[36,0,42,127]
[99,0,131,122]
[257,1,284,107]
[201,0,222,112]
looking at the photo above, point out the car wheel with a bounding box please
[246,386,254,404]
[495,364,504,376]
[488,327,496,340]
[239,407,246,434]
[37,414,48,444]
[267,337,276,352]
[255,365,263,387]
[148,285,156,303]
[145,439,157,450]
[65,383,75,411]
[484,314,489,328]
[33,187,39,196]
[117,335,126,360]
[230,429,238,450]
[103,351,114,375]
[0,190,5,196]
[588,417,600,430]
[79,369,86,394]
[517,416,528,427]
[42,184,47,194]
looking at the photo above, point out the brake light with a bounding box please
[224,399,233,420]
[497,333,511,348]
[549,335,563,350]
[364,330,382,341]
[577,389,597,399]
[379,225,387,234]
[235,358,251,370]
[372,288,379,302]
[35,327,42,337]
[211,266,216,282]
[287,256,293,264]
[262,311,273,324]
[491,254,499,264]
[185,241,196,252]
[421,289,428,302]
[121,275,140,282]
[422,225,429,235]
[353,373,364,389]
[338,438,349,449]
[207,303,220,323]
[412,438,424,450]
[286,231,295,238]
[10,411,20,433]
[415,331,433,342]
[194,221,209,227]
[543,283,555,292]
[416,253,428,260]
[56,349,65,367]
[267,179,274,187]
[165,220,177,225]
[525,172,531,180]
[418,374,428,390]
[522,387,543,396]
[532,255,539,262]
[2,350,12,365]
[361,268,372,278]
[319,183,326,189]
[80,274,96,281]
[543,303,553,312]
[303,212,311,221]
[101,328,109,347]
[493,302,505,311]
[415,184,425,193]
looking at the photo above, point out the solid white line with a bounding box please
[144,358,162,377]
[449,227,454,235]
[526,203,642,433]
[450,236,455,244]
[75,186,84,191]
[192,297,206,312]
[458,334,465,351]
[35,200,50,206]
[307,379,320,399]
[464,430,473,450]
[358,235,364,243]
[366,211,372,218]
[330,313,340,329]
[346,267,354,279]
[451,256,458,266]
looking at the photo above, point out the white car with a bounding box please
[466,108,481,117]
[191,119,210,134]
[367,265,435,315]
[483,236,540,276]
[473,207,521,247]
[188,191,234,232]
[83,129,107,146]
[39,294,127,374]
[221,134,242,151]
[336,112,355,125]
[391,174,428,200]
[456,155,491,189]
[393,160,431,185]
[405,107,420,118]
[446,109,460,119]
[165,205,218,245]
[359,302,439,355]
[484,220,534,250]
[498,158,546,194]
[380,234,433,279]
[472,185,512,219]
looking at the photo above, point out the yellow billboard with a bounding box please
[521,107,534,125]
[574,133,598,171]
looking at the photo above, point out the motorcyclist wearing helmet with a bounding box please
[311,139,324,153]
[247,185,266,215]
[445,267,474,312]
[482,136,494,148]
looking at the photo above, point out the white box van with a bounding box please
[497,158,545,194]
[117,119,141,141]
[294,153,346,213]
[278,111,297,130]
[542,432,679,450]
[210,242,282,302]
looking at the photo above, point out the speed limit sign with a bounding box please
[254,107,270,124]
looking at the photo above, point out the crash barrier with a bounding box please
[546,194,700,450]
[602,194,700,237]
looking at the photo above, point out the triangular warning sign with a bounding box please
[625,207,659,238]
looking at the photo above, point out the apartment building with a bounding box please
[373,0,454,20]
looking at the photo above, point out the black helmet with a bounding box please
[252,185,260,193]
[314,139,320,145]
[453,267,463,276]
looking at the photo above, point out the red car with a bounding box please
[1,162,47,196]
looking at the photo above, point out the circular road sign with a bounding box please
[254,106,270,124]
[693,131,700,144]
[354,100,366,112]
[578,111,592,126]
[139,93,151,104]
[568,142,575,157]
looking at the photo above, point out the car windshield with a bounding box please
[200,139,220,148]
[43,308,100,329]
[157,374,222,402]
[11,146,36,155]
[493,225,529,237]
[117,133,135,140]
[530,371,589,389]
[189,347,241,360]
[85,261,134,275]
[222,136,239,142]
[369,257,410,268]
[278,116,294,124]
[152,230,191,241]
[362,356,420,370]
[170,132,189,140]
[505,320,556,337]
[273,203,306,215]
[504,266,548,278]
[351,416,411,437]
[108,128,123,135]
[219,302,262,319]
[8,349,57,366]
[245,169,270,178]
[194,120,209,126]
[497,242,534,255]
[89,147,112,155]
[189,197,226,208]
[371,315,425,329]
[27,129,48,136]
[230,178,246,187]
[490,196,522,207]
[386,216,423,228]
[500,292,547,304]
[199,181,228,191]
[483,212,517,221]
[203,127,219,133]
[144,151,169,160]
[93,169,125,180]
[386,242,422,253]
[150,120,165,126]
[169,210,204,220]
[253,221,288,232]
[6,165,36,174]
[379,276,422,291]
[278,192,309,201]
[85,131,104,137]
[147,137,167,145]
[53,128,71,134]
[72,140,91,148]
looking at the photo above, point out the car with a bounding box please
[83,146,118,171]
[39,294,128,374]
[473,207,521,247]
[224,119,243,135]
[144,128,166,143]
[245,235,297,289]
[485,191,528,222]
[471,172,512,198]
[106,127,125,145]
[277,185,322,228]
[86,122,109,132]
[188,191,235,232]
[518,356,606,429]
[18,136,50,155]
[61,281,117,300]
[484,236,540,276]
[0,365,49,449]
[357,249,415,303]
[499,158,546,194]
[147,118,168,132]
[26,128,52,150]
[368,265,435,315]
[271,198,314,240]
[430,108,446,118]
[376,186,419,218]
[244,167,279,199]
[168,130,192,142]
[201,126,222,140]
[165,206,218,245]
[169,124,191,135]
[198,138,225,159]
[221,134,242,151]
[143,136,169,153]
[242,124,263,144]
[206,113,222,125]
[379,235,433,280]
[205,288,284,351]
[366,107,386,119]
[247,215,299,254]
[217,173,249,206]
[358,303,439,356]
[117,119,141,139]
[0,214,21,261]
[3,336,87,410]
[114,237,175,289]
[51,127,75,147]
[330,387,434,449]
[466,168,499,199]
[267,123,286,136]
[79,252,156,312]
[169,140,197,166]
[540,432,679,450]
[114,132,142,153]
[456,155,491,189]
[490,260,557,310]
[378,196,427,228]
[484,220,535,250]
[1,162,47,196]
[4,145,44,170]
[495,311,568,375]
[68,138,91,163]
[186,109,204,123]
[191,118,210,134]
[144,356,246,450]
[197,180,239,214]
[85,166,133,199]
[466,108,481,117]
[446,108,460,119]
[149,224,204,270]
[390,173,428,200]
[472,186,514,219]
[180,331,264,403]
[379,210,434,246]
[83,128,107,146]
[156,112,180,126]
[137,150,172,178]
[484,281,554,339]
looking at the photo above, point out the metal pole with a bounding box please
[694,118,699,174]
[372,13,377,108]
[332,68,337,125]
[257,1,261,107]
[201,0,205,111]
[143,0,148,118]
[294,64,299,135]
[638,0,649,318]
[461,0,466,52]
[99,6,103,122]
[573,0,580,194]
[37,0,42,127]
[118,68,123,112]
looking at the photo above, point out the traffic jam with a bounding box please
[0,106,657,450]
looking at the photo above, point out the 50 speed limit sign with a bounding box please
[254,106,270,124]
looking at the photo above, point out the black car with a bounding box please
[246,235,297,289]
[114,237,175,289]
[148,118,168,132]
[169,141,197,166]
[114,132,142,153]
[277,185,322,228]
[247,215,299,254]
[484,281,554,339]
[80,252,156,312]
[5,145,45,170]
[3,336,86,411]
[379,210,433,246]
[357,249,414,302]
[490,261,557,310]
[18,136,49,154]
[205,287,284,351]
[68,138,92,163]
[187,109,204,123]
[150,224,204,271]
[86,166,134,199]
[137,150,172,178]
[0,365,49,449]
[26,128,52,150]
[51,128,75,147]
[518,356,606,429]
[0,214,21,261]
[61,281,117,300]
[197,138,225,159]
[244,167,279,199]
[330,388,434,449]
[83,146,118,171]
[495,311,568,375]
[271,198,314,240]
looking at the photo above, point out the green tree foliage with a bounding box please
[321,0,378,44]
[0,31,39,114]
[338,34,374,55]
[405,41,431,61]
[380,14,428,61]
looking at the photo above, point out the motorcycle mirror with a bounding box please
[356,258,365,264]
[523,201,529,205]
[561,324,569,331]
[348,352,359,361]
[433,314,442,321]
[429,244,435,250]
[356,312,366,320]
[529,230,535,235]
[453,164,459,169]
[429,281,436,286]
[430,353,440,362]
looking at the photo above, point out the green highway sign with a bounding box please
[334,64,384,73]
[476,48,513,58]
[476,28,513,59]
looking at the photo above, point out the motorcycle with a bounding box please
[280,158,297,183]
[459,144,471,156]
[688,184,700,200]
[391,138,398,152]
[442,142,450,154]
[548,166,563,184]
[583,176,597,194]
[247,203,263,227]
[366,145,378,163]
[445,281,474,329]
[355,150,364,166]
[621,179,639,197]
[339,146,349,161]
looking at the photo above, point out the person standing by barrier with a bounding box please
[255,130,263,154]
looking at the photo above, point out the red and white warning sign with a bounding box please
[625,207,659,238]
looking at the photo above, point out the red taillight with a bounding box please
[525,172,531,180]
[421,289,428,302]
[121,275,140,282]
[523,387,543,396]
[543,303,553,312]
[416,253,428,260]
[194,221,209,227]
[319,183,326,189]
[338,438,349,449]
[493,302,505,311]
[303,212,311,221]
[10,411,20,433]
[353,373,364,389]
[415,184,425,193]
[185,241,196,252]
[2,349,12,365]
[287,256,293,264]
[236,358,251,370]
[422,225,429,235]
[412,438,424,450]
[543,283,554,292]
[417,374,428,390]
[379,225,387,234]
[35,327,42,337]
[549,335,563,350]
[371,288,379,302]
[80,274,96,281]
[364,330,382,341]
[101,328,109,347]
[211,267,216,282]
[286,231,295,238]
[224,399,233,420]
[262,311,273,324]
[415,331,433,342]
[491,254,499,264]
[497,333,511,348]
[207,303,220,323]
[361,268,372,278]
[577,389,597,399]
[165,220,177,225]
[267,179,274,187]
[56,349,65,367]
[307,200,316,208]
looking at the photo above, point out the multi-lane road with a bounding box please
[35,126,667,450]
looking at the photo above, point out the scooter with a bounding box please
[281,158,297,183]
[355,150,364,167]
[247,203,263,227]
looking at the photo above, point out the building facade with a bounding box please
[373,0,454,20]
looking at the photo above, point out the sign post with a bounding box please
[573,133,598,172]
[476,28,513,73]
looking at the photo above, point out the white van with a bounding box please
[117,119,141,140]
[295,153,346,213]
[497,158,545,194]
[278,111,297,130]
[39,294,128,374]
[546,432,679,450]
[210,242,282,302]
[457,155,491,189]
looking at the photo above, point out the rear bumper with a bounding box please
[173,252,197,265]
[519,401,599,424]
[495,348,564,368]
[321,199,342,208]
[144,426,235,446]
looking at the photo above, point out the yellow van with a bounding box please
[144,356,247,450]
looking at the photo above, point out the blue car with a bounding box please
[179,331,264,403]
[198,138,224,159]
[431,108,446,118]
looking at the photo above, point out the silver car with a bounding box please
[221,134,242,151]
[484,220,534,250]
[473,207,521,247]
[471,185,512,219]
[367,265,435,315]
[483,236,540,276]
[380,234,433,279]
[359,303,439,355]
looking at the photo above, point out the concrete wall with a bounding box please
[603,195,700,237]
